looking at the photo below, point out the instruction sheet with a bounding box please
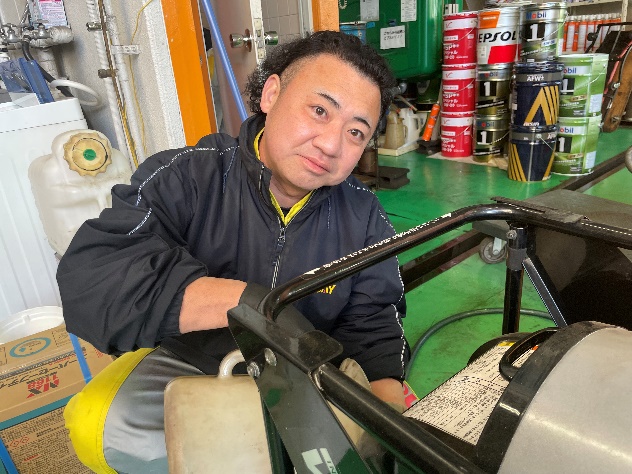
[403,343,532,445]
[360,0,379,21]
[401,0,417,23]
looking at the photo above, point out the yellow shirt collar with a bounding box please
[254,127,313,226]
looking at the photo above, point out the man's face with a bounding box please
[258,54,381,207]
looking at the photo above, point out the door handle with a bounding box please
[230,29,278,52]
[264,31,278,46]
[230,28,253,51]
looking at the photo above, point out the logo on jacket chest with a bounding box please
[317,285,337,295]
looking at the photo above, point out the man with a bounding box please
[59,31,409,473]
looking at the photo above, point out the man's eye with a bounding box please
[314,106,326,116]
[350,129,365,140]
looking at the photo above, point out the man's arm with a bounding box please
[179,277,247,333]
[182,279,406,411]
[58,147,226,354]
[370,378,406,412]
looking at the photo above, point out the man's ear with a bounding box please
[260,74,281,114]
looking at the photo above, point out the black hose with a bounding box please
[21,40,73,98]
[405,308,553,380]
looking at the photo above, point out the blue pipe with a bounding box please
[199,0,249,122]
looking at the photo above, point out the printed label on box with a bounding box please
[0,407,92,473]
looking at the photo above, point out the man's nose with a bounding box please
[312,124,343,157]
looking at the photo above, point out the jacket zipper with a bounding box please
[271,220,286,288]
[270,192,315,288]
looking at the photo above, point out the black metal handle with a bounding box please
[260,201,632,322]
[499,328,558,381]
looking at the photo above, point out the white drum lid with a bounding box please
[0,306,64,344]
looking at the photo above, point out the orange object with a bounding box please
[421,102,441,141]
[313,0,339,31]
[563,20,569,49]
[565,18,578,53]
[162,0,215,143]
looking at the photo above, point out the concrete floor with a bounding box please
[375,126,632,398]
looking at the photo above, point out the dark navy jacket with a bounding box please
[57,115,409,382]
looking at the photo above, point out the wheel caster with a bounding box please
[479,237,507,264]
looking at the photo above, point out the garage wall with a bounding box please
[0,0,185,158]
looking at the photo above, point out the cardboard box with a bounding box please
[0,325,114,473]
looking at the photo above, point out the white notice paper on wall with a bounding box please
[360,0,379,21]
[401,0,417,23]
[380,26,406,50]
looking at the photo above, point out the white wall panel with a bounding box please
[0,99,86,321]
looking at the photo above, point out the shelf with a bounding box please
[568,0,622,6]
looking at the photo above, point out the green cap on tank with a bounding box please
[83,148,97,161]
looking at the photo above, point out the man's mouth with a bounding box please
[302,155,329,173]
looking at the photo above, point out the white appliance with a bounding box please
[0,98,87,322]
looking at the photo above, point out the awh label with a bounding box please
[526,74,545,81]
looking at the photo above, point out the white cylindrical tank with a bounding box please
[28,129,133,256]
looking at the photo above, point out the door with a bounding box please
[206,0,270,136]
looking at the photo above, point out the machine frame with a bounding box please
[226,196,632,473]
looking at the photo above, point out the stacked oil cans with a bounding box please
[439,1,607,180]
[440,11,478,158]
[474,6,519,162]
[554,52,608,175]
[508,2,566,182]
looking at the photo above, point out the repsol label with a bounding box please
[478,29,517,43]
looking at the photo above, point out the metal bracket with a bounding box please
[110,44,140,55]
[86,22,102,31]
[228,304,342,372]
[98,68,116,78]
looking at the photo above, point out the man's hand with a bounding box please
[179,277,247,333]
[370,378,406,412]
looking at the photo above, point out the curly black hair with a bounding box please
[244,30,397,122]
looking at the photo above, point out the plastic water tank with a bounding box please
[28,129,133,256]
[0,98,87,321]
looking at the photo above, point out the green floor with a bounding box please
[374,126,632,398]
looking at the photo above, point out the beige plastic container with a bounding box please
[28,129,133,256]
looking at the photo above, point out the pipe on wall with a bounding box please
[199,0,248,122]
[100,0,146,163]
[85,0,129,161]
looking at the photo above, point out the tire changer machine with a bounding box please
[170,186,632,473]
